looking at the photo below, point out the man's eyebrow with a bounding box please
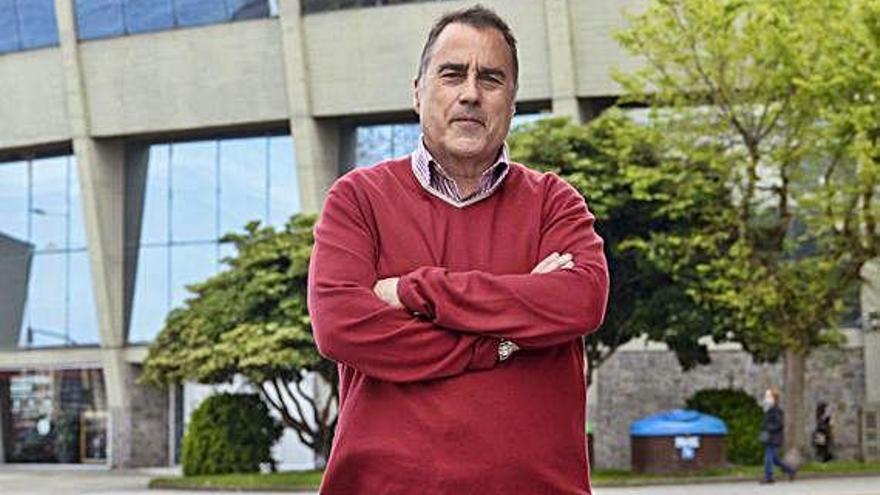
[436,62,468,73]
[435,63,507,80]
[477,66,507,79]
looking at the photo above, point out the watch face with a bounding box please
[499,342,513,361]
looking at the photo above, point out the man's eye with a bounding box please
[441,72,465,79]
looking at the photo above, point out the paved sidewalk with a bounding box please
[2,465,879,495]
[0,464,317,495]
[0,465,151,494]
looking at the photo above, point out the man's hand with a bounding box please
[531,252,574,274]
[373,277,402,308]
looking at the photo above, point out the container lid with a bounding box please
[629,409,728,437]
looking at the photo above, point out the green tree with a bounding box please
[615,0,879,460]
[509,111,728,384]
[141,214,338,466]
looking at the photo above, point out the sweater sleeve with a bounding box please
[307,175,500,383]
[397,174,609,349]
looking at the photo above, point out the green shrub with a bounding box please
[181,393,283,476]
[685,388,763,465]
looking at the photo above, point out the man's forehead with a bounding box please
[428,23,513,69]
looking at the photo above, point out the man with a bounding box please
[307,5,609,494]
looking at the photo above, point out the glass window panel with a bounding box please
[0,1,21,53]
[170,244,217,311]
[229,0,269,21]
[30,157,68,252]
[16,0,58,49]
[140,144,170,245]
[356,125,392,168]
[3,369,107,462]
[68,251,98,345]
[75,0,124,40]
[0,161,28,242]
[170,141,217,243]
[24,253,66,347]
[129,245,168,343]
[511,112,549,130]
[175,0,228,28]
[389,123,419,157]
[268,136,299,228]
[123,0,173,34]
[355,123,419,167]
[219,137,266,236]
[131,135,295,343]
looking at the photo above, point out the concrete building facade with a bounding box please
[0,0,877,469]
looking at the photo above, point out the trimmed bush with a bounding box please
[685,388,763,465]
[181,393,283,476]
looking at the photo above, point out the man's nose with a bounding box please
[457,74,481,105]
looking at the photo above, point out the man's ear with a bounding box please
[412,77,421,115]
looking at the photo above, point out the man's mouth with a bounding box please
[451,118,484,126]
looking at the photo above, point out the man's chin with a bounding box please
[446,139,491,158]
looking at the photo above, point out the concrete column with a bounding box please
[862,259,880,405]
[544,0,582,122]
[860,259,880,461]
[278,0,340,213]
[73,139,127,347]
[123,146,150,338]
[105,359,169,468]
[54,0,166,467]
[167,384,183,466]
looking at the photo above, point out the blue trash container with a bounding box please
[630,409,728,473]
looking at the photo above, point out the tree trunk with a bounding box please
[783,348,807,465]
[314,425,334,469]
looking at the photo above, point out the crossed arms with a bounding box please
[307,174,609,384]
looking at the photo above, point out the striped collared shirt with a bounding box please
[410,136,511,208]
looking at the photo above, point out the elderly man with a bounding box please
[307,5,609,494]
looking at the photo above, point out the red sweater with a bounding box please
[308,156,609,494]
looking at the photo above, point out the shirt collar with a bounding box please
[410,135,510,208]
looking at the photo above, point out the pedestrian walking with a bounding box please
[759,387,797,484]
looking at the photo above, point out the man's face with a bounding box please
[413,23,516,166]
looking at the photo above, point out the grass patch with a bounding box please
[148,470,323,491]
[149,461,880,491]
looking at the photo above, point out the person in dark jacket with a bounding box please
[812,402,834,462]
[760,387,797,484]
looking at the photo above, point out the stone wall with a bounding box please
[591,346,866,470]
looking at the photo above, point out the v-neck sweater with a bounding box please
[308,155,609,494]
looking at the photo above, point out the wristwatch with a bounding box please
[498,339,520,362]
